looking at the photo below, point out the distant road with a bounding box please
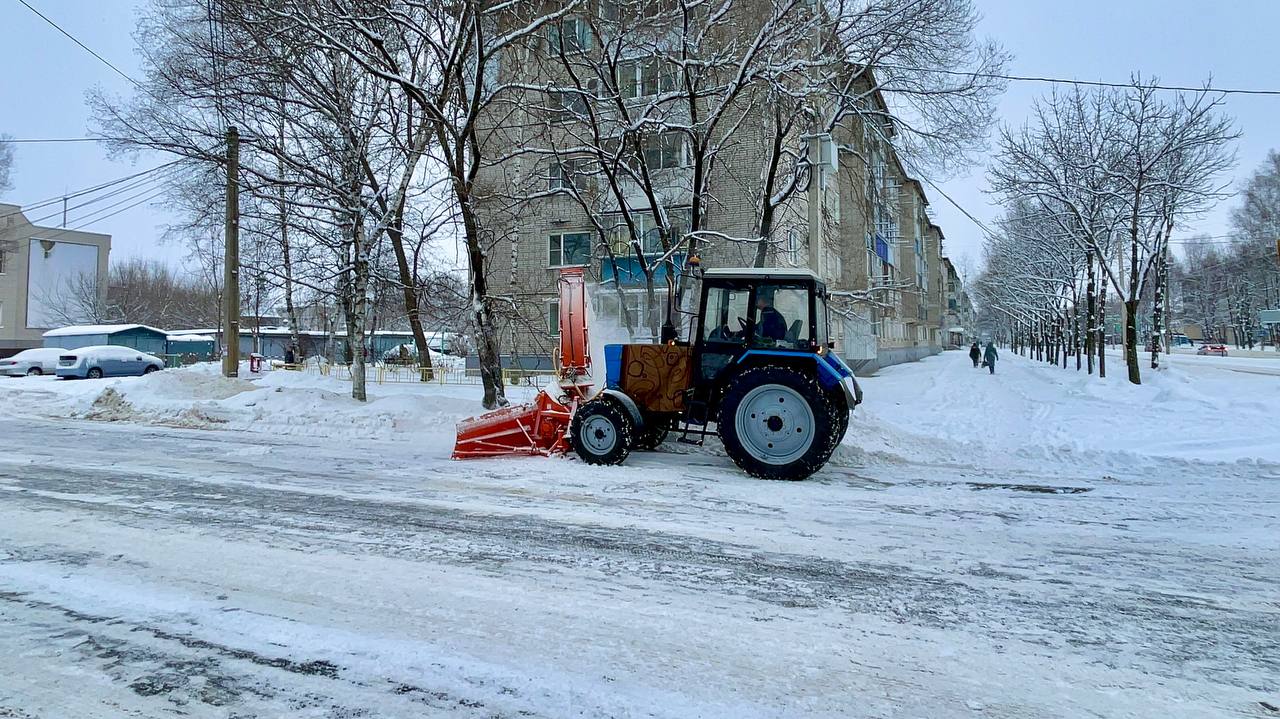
[1103,346,1280,376]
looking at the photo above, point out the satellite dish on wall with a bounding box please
[40,239,56,258]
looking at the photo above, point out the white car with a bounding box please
[55,345,165,379]
[0,347,69,377]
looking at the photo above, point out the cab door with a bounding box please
[693,282,752,392]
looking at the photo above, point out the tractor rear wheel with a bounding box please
[633,415,672,450]
[570,398,634,466]
[718,365,836,480]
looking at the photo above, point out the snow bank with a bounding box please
[849,351,1280,468]
[1,349,1277,469]
[0,363,538,441]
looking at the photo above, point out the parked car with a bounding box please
[56,345,165,379]
[1196,343,1228,357]
[0,347,69,377]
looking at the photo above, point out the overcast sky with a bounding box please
[1,1,1278,280]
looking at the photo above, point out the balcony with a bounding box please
[601,254,685,287]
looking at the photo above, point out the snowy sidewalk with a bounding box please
[857,349,1280,465]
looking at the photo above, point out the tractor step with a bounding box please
[676,422,716,446]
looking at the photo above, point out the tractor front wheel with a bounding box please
[570,399,634,466]
[718,366,836,480]
[826,389,850,453]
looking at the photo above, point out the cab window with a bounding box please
[702,286,750,343]
[750,284,810,349]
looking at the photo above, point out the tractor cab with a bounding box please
[692,268,832,409]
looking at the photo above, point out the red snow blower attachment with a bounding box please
[452,268,592,459]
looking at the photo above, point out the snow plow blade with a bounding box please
[452,390,573,459]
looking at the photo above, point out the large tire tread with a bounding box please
[718,365,837,481]
[633,414,673,451]
[570,399,634,466]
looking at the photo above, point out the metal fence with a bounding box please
[304,360,557,388]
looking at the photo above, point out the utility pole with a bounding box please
[222,126,241,378]
[805,134,825,280]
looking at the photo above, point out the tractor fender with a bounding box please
[597,388,645,431]
[735,349,842,388]
[734,349,862,407]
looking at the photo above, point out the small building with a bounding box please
[0,203,112,358]
[166,333,216,358]
[43,324,168,355]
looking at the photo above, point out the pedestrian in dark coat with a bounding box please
[983,342,998,374]
[968,342,981,367]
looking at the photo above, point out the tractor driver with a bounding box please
[754,288,788,343]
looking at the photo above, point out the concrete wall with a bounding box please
[840,343,943,376]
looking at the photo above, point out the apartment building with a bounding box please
[942,257,974,346]
[0,203,112,357]
[474,1,956,372]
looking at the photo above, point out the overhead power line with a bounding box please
[0,162,182,223]
[23,169,177,228]
[16,0,145,91]
[876,63,1280,97]
[16,187,171,247]
[0,137,113,144]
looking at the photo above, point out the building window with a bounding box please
[547,17,592,53]
[786,229,800,265]
[548,232,592,267]
[619,58,676,99]
[548,300,560,336]
[641,132,684,169]
[549,90,588,123]
[548,157,592,191]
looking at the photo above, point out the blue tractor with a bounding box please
[570,268,862,480]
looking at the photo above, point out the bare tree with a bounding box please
[989,80,1236,384]
[0,134,14,197]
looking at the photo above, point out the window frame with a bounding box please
[619,57,677,99]
[547,299,561,337]
[547,16,593,54]
[640,132,685,170]
[547,231,593,268]
[547,157,593,192]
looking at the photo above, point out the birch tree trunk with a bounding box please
[1085,251,1096,374]
[346,215,371,403]
[1150,241,1168,370]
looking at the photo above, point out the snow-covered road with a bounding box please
[1,353,1277,718]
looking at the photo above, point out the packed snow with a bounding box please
[0,351,1277,718]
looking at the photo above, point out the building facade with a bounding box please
[942,257,975,346]
[0,203,112,357]
[474,3,965,373]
